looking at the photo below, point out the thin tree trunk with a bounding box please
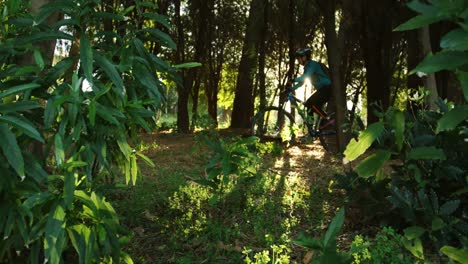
[420,26,438,110]
[231,0,267,128]
[174,0,190,133]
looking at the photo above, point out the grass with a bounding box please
[102,131,350,263]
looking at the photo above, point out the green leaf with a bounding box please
[44,203,66,264]
[436,105,468,133]
[0,83,41,99]
[394,14,446,31]
[410,51,468,74]
[95,103,120,125]
[431,217,445,231]
[390,109,405,151]
[402,238,424,260]
[142,28,176,49]
[404,226,426,240]
[34,49,45,69]
[15,31,73,45]
[0,115,44,143]
[64,173,75,209]
[440,246,468,263]
[0,101,40,113]
[0,123,25,178]
[130,154,137,186]
[457,71,468,102]
[293,233,323,250]
[440,28,468,51]
[173,62,202,69]
[23,192,52,210]
[54,133,65,167]
[94,52,124,97]
[142,13,170,29]
[135,152,155,167]
[407,146,446,160]
[344,122,385,161]
[439,200,460,215]
[117,135,132,160]
[323,208,345,248]
[407,0,437,14]
[88,100,96,127]
[80,34,94,87]
[355,150,391,178]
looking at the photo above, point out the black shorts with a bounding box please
[304,85,331,110]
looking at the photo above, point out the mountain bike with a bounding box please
[251,90,364,152]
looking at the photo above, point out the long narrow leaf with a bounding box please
[94,52,124,97]
[344,122,385,161]
[0,83,41,99]
[44,203,66,264]
[80,34,94,87]
[0,115,44,143]
[0,124,25,178]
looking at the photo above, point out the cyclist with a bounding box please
[288,48,334,129]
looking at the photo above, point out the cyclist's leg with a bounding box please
[305,86,331,120]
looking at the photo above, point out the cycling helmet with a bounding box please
[295,48,311,57]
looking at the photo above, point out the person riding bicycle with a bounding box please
[288,48,334,129]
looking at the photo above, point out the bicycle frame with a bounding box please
[281,92,323,137]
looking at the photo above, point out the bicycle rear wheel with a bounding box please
[251,107,296,144]
[317,110,365,153]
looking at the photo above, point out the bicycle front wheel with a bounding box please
[251,107,296,144]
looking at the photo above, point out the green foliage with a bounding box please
[294,208,351,264]
[0,0,175,262]
[196,132,261,189]
[350,227,414,264]
[341,0,468,261]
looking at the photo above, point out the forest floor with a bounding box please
[103,129,379,264]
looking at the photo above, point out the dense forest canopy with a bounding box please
[0,0,466,263]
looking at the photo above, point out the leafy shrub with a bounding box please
[340,0,468,260]
[0,0,178,262]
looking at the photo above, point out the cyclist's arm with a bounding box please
[291,64,315,90]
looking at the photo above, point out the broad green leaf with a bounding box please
[440,28,468,51]
[402,238,424,260]
[410,51,468,74]
[440,200,460,215]
[136,152,155,167]
[440,246,468,263]
[88,100,96,126]
[407,146,446,160]
[143,13,170,29]
[24,192,52,209]
[0,115,44,143]
[45,98,57,129]
[173,62,202,69]
[0,101,40,113]
[390,109,405,150]
[436,105,468,133]
[44,203,66,264]
[64,173,75,209]
[0,83,41,99]
[0,124,25,178]
[404,226,426,240]
[15,31,73,45]
[355,150,391,178]
[33,49,45,69]
[95,103,120,125]
[323,208,345,248]
[80,34,94,87]
[130,154,137,185]
[394,14,446,31]
[143,28,177,49]
[293,233,323,250]
[344,122,385,161]
[457,71,468,102]
[117,135,132,159]
[431,217,445,231]
[94,52,124,97]
[407,0,437,14]
[55,133,65,167]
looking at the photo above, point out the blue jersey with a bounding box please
[292,60,331,90]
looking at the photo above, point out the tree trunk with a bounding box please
[360,0,394,124]
[419,26,438,110]
[257,1,269,113]
[174,0,190,133]
[230,0,267,128]
[319,0,353,152]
